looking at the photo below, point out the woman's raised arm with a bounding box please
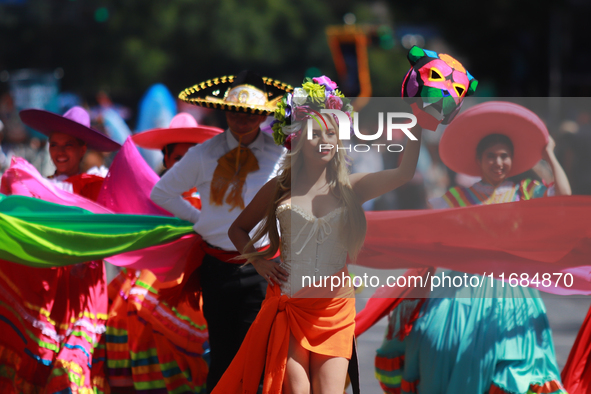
[350,125,423,204]
[542,136,572,196]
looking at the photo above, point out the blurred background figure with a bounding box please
[559,111,591,195]
[0,120,7,173]
[134,83,177,171]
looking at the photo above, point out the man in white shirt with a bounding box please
[151,71,291,393]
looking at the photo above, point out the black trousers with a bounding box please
[200,253,268,393]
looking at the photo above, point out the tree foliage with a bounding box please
[0,0,361,101]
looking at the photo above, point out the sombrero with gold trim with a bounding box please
[132,113,223,150]
[178,70,293,116]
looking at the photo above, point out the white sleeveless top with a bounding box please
[276,204,348,297]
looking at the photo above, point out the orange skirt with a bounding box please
[212,266,356,394]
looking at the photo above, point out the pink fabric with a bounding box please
[0,157,111,214]
[96,137,171,216]
[0,144,195,281]
[95,137,196,280]
[106,235,197,282]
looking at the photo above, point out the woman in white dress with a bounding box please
[211,76,424,394]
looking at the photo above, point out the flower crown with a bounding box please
[271,76,353,150]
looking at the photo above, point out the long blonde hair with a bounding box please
[242,115,367,263]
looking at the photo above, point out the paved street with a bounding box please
[349,268,591,393]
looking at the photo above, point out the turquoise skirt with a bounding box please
[375,271,567,394]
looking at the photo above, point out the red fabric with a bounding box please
[562,305,591,393]
[351,196,591,296]
[65,173,105,201]
[202,243,249,264]
[490,380,564,394]
[160,239,280,309]
[396,298,426,341]
[401,379,418,393]
[375,355,404,370]
[489,384,510,394]
[182,187,202,210]
[354,267,433,337]
[355,197,591,338]
[529,380,566,393]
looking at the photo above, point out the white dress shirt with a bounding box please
[151,129,284,251]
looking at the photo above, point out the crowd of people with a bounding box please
[0,46,590,394]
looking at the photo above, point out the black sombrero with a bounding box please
[178,70,293,116]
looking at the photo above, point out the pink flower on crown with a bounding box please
[313,76,338,91]
[325,95,343,110]
[285,130,301,151]
[293,105,312,121]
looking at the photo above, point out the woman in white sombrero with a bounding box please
[376,101,571,394]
